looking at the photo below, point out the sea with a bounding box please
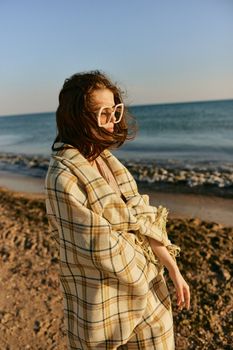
[0,99,233,193]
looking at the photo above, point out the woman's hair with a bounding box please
[52,70,137,161]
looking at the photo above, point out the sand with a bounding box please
[0,180,232,349]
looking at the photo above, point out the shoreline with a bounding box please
[0,152,233,198]
[0,171,232,227]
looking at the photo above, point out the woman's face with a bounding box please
[90,88,116,133]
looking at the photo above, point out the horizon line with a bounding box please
[1,97,233,118]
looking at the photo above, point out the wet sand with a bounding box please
[0,170,45,194]
[0,170,232,227]
[141,187,233,227]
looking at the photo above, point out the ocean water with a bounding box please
[0,99,233,170]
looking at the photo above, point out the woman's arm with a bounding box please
[148,237,190,310]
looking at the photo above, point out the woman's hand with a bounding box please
[148,237,190,311]
[168,267,190,311]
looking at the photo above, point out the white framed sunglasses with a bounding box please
[97,103,124,127]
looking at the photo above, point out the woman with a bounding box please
[45,70,190,349]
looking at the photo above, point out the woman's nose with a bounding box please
[110,112,116,122]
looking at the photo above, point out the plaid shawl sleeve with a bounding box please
[101,149,181,265]
[125,193,181,264]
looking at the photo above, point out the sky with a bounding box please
[0,0,233,116]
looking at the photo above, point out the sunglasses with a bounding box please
[97,103,124,127]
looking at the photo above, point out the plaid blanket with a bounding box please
[45,142,180,349]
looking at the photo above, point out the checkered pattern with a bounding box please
[45,142,180,349]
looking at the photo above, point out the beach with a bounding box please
[0,173,232,349]
[0,101,232,348]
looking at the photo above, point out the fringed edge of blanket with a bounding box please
[134,232,158,264]
[134,204,181,268]
[134,232,181,268]
[166,243,181,261]
[154,205,181,261]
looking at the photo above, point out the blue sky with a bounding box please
[0,0,232,116]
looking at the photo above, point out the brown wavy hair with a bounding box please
[52,70,137,161]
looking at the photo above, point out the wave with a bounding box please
[0,152,232,197]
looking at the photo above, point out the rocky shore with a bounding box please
[0,152,233,197]
[0,153,49,178]
[0,188,232,349]
[125,161,233,198]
